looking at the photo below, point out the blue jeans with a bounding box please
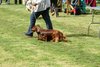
[26,8,53,36]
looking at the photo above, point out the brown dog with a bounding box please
[32,25,67,42]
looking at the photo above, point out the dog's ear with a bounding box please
[32,26,36,32]
[37,28,40,33]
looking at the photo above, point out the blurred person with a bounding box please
[15,0,22,4]
[85,0,96,13]
[50,0,59,17]
[5,0,10,4]
[0,0,10,4]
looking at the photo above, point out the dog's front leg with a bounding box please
[54,37,59,42]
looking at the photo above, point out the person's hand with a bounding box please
[32,3,37,6]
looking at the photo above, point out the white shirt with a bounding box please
[31,0,50,12]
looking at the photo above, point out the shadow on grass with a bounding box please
[67,33,97,37]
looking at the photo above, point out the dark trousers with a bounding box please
[26,8,53,35]
[5,0,10,4]
[50,0,59,17]
[15,0,22,4]
[50,0,57,6]
[0,0,10,4]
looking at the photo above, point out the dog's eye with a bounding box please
[37,32,40,34]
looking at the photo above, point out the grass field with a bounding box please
[0,3,100,67]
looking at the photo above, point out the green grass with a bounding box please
[0,4,100,67]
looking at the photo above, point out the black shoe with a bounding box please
[25,33,33,37]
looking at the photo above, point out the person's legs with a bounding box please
[53,0,59,17]
[42,8,53,29]
[19,0,22,4]
[80,0,86,14]
[55,7,59,17]
[50,0,55,13]
[6,0,10,4]
[15,0,17,4]
[25,12,40,36]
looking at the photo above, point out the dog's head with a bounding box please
[32,26,37,32]
[32,25,42,34]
